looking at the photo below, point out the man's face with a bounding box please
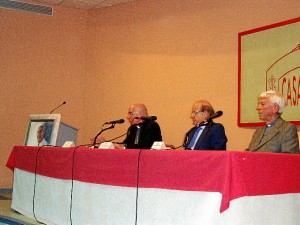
[190,103,206,125]
[37,125,45,143]
[127,106,143,125]
[256,97,278,121]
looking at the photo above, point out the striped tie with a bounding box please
[187,126,202,149]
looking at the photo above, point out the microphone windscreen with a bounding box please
[211,111,223,120]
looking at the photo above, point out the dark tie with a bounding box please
[187,126,202,149]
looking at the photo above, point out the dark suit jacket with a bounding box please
[184,120,227,150]
[247,117,299,153]
[124,120,162,149]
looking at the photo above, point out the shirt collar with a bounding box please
[267,117,280,127]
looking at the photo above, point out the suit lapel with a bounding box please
[251,128,265,150]
[195,122,213,147]
[254,118,283,150]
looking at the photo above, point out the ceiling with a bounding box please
[34,0,140,10]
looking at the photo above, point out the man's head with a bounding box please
[190,100,214,126]
[127,103,149,125]
[37,124,46,144]
[256,90,286,124]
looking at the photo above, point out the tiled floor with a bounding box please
[0,192,41,225]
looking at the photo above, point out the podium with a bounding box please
[56,121,78,146]
[24,114,78,146]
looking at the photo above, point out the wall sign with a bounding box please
[238,17,300,126]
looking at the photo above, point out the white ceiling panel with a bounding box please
[33,0,139,9]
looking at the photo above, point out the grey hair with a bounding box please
[259,90,286,114]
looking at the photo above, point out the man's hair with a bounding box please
[259,90,286,114]
[197,100,215,116]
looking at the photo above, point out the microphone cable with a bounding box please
[105,132,127,143]
[173,145,184,149]
[134,149,143,225]
[32,144,77,225]
[32,144,143,225]
[87,132,127,147]
[69,145,143,225]
[32,145,47,224]
[69,145,85,225]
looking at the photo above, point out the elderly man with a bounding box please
[184,100,227,150]
[247,91,299,153]
[37,124,49,146]
[119,103,162,149]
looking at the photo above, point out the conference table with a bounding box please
[6,146,300,225]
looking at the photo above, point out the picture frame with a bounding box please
[24,114,61,146]
[238,17,300,127]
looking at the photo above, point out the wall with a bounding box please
[85,0,300,147]
[0,6,88,188]
[1,0,299,188]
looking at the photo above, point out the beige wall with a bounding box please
[1,0,299,188]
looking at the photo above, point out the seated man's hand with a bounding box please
[165,144,176,149]
[114,143,125,149]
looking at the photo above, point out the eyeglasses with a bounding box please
[191,110,203,115]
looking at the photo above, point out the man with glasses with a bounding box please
[183,100,227,150]
[117,103,162,149]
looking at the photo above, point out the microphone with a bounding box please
[135,116,157,121]
[198,111,223,126]
[93,120,124,146]
[210,111,223,120]
[50,101,66,114]
[104,119,125,125]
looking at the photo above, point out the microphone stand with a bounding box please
[92,123,115,147]
[50,101,66,114]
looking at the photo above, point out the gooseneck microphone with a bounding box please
[93,119,125,146]
[135,116,157,121]
[210,111,223,120]
[198,111,223,126]
[50,101,66,114]
[104,119,125,125]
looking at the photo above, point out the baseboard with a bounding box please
[0,188,12,194]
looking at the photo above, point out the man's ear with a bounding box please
[273,104,280,113]
[203,111,210,120]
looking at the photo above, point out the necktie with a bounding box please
[187,126,202,149]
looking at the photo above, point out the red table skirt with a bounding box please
[7,146,300,213]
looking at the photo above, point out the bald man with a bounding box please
[121,103,162,149]
[183,100,227,150]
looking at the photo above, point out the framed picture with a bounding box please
[24,114,61,146]
[238,17,300,127]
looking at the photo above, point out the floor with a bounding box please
[0,192,41,225]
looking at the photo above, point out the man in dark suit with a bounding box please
[247,91,299,153]
[184,100,227,150]
[120,103,162,149]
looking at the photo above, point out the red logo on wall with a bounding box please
[266,44,300,106]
